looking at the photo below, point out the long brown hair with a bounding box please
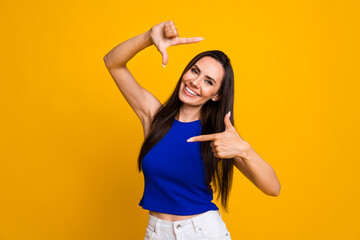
[137,50,235,212]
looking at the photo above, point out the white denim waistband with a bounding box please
[148,210,221,228]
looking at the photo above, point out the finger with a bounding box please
[213,146,219,154]
[165,28,179,39]
[187,133,218,142]
[211,145,217,153]
[173,26,179,37]
[164,20,176,30]
[160,48,168,66]
[174,37,204,45]
[163,20,174,32]
[164,21,179,38]
[224,111,233,131]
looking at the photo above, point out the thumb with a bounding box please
[160,48,168,67]
[224,111,233,130]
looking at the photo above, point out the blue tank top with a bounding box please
[139,118,219,215]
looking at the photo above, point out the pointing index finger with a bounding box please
[175,37,204,45]
[187,133,217,142]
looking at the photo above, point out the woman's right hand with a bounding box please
[149,20,204,67]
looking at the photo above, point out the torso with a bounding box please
[149,210,201,221]
[144,113,203,221]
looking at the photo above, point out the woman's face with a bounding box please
[179,56,225,107]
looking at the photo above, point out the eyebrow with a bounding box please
[193,64,217,84]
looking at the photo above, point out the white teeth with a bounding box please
[185,86,199,96]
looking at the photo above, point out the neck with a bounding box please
[176,104,201,122]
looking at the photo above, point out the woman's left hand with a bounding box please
[187,112,251,159]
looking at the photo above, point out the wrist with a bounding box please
[144,28,154,46]
[238,142,254,161]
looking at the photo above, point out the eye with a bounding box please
[191,68,198,74]
[205,79,213,86]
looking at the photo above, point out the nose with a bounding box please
[189,77,201,89]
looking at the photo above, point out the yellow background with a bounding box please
[1,0,359,239]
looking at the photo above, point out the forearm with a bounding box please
[240,146,281,196]
[103,28,153,69]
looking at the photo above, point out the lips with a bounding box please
[184,84,200,97]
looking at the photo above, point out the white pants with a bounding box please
[144,210,231,240]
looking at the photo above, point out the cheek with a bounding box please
[182,72,192,79]
[201,85,217,97]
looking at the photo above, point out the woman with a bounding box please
[104,20,281,240]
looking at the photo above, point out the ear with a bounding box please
[211,94,220,101]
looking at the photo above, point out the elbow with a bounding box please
[264,183,281,197]
[103,55,109,67]
[272,184,281,197]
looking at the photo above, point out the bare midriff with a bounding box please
[149,210,201,221]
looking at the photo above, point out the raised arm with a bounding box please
[103,21,204,138]
[103,28,161,138]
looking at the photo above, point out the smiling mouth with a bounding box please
[184,84,200,97]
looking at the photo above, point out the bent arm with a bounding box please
[103,29,153,68]
[236,146,281,197]
[103,29,162,136]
